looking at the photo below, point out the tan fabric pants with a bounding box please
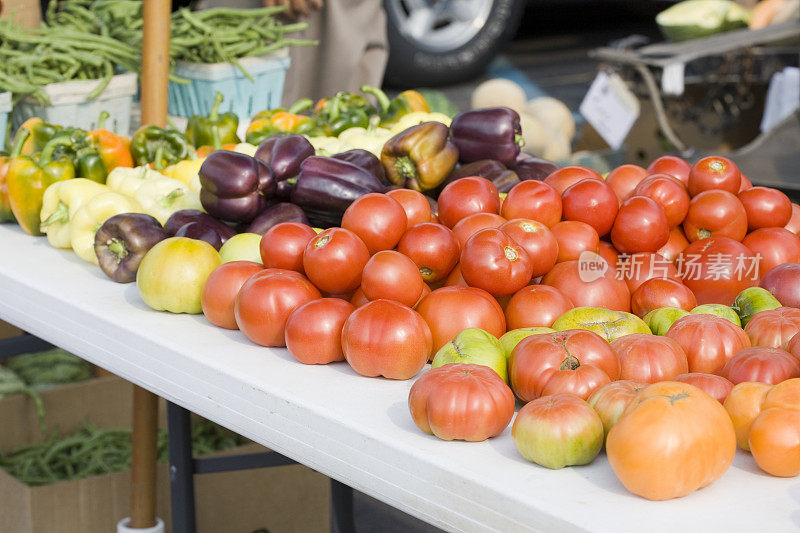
[198,0,389,107]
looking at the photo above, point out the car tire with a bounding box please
[383,0,526,87]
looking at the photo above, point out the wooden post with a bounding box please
[129,0,171,528]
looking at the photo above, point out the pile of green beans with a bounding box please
[0,420,247,486]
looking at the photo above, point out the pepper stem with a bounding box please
[96,110,109,131]
[394,156,418,181]
[108,238,129,263]
[8,128,30,159]
[39,136,73,166]
[39,201,69,230]
[208,92,224,123]
[159,188,184,208]
[360,85,391,114]
[288,98,312,114]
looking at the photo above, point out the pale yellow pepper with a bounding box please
[70,192,143,264]
[40,179,109,249]
[106,166,165,198]
[134,176,202,225]
[161,158,205,187]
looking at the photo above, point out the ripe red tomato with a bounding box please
[688,156,741,197]
[505,284,573,329]
[633,175,690,228]
[657,227,690,263]
[235,269,321,347]
[666,314,751,373]
[499,219,558,277]
[259,222,317,274]
[683,190,747,242]
[542,260,631,312]
[739,174,753,191]
[618,252,680,293]
[444,262,468,287]
[597,240,620,268]
[679,237,757,305]
[738,186,792,231]
[396,222,460,283]
[385,188,432,229]
[437,177,500,228]
[509,329,620,401]
[361,250,425,307]
[350,287,370,307]
[631,277,697,317]
[785,203,800,235]
[341,299,432,379]
[673,373,734,403]
[303,228,370,294]
[646,155,691,185]
[284,298,355,364]
[721,347,800,385]
[460,228,533,296]
[761,263,800,308]
[743,227,800,277]
[587,380,647,440]
[544,166,603,195]
[611,333,689,383]
[749,407,800,477]
[341,193,407,253]
[611,196,669,254]
[201,261,264,329]
[501,180,562,227]
[415,286,506,352]
[408,363,515,441]
[551,221,599,263]
[451,212,506,248]
[605,164,648,203]
[744,307,800,350]
[561,179,619,236]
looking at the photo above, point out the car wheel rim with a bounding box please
[386,0,495,52]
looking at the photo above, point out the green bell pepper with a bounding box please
[130,126,195,170]
[185,92,241,150]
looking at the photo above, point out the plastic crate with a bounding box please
[11,72,138,135]
[0,92,11,149]
[168,50,290,121]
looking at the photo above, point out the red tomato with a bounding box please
[201,261,264,329]
[721,347,800,385]
[561,179,619,236]
[785,203,800,235]
[259,222,317,274]
[341,193,407,253]
[509,329,620,401]
[444,262,468,287]
[284,298,355,364]
[341,299,432,379]
[666,314,751,373]
[688,156,741,197]
[361,250,425,307]
[505,285,574,329]
[611,196,669,254]
[761,263,800,308]
[350,287,370,307]
[633,175,690,228]
[605,164,648,203]
[500,219,558,277]
[679,237,757,305]
[542,260,631,312]
[631,277,697,317]
[408,363,515,441]
[738,187,792,231]
[743,227,800,277]
[597,241,620,268]
[414,283,431,308]
[673,373,734,403]
[544,166,603,195]
[611,333,689,383]
[396,222,460,283]
[235,269,321,347]
[646,155,691,185]
[588,380,647,440]
[551,221,599,263]
[744,307,800,350]
[739,174,753,191]
[790,333,800,359]
[657,227,690,263]
[385,188,432,229]
[451,212,507,248]
[415,286,506,352]
[437,177,500,228]
[303,228,370,294]
[460,228,533,296]
[683,190,747,242]
[749,407,800,477]
[501,180,562,227]
[618,252,680,293]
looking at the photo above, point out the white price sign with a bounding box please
[579,71,640,151]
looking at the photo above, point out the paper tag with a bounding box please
[662,63,685,96]
[579,71,640,150]
[760,67,800,132]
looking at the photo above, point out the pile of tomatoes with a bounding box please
[198,153,800,501]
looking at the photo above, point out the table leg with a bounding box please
[130,385,159,528]
[331,479,357,533]
[167,402,198,533]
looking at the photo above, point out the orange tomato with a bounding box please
[762,378,800,411]
[201,261,263,329]
[587,380,646,441]
[749,408,800,477]
[723,382,773,451]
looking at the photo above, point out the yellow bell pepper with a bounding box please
[337,125,393,157]
[107,166,165,198]
[134,176,202,225]
[305,135,352,157]
[161,158,205,187]
[70,192,143,264]
[390,112,452,134]
[232,143,258,157]
[40,179,109,249]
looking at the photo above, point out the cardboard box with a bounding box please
[0,0,40,29]
[0,320,23,341]
[0,377,331,533]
